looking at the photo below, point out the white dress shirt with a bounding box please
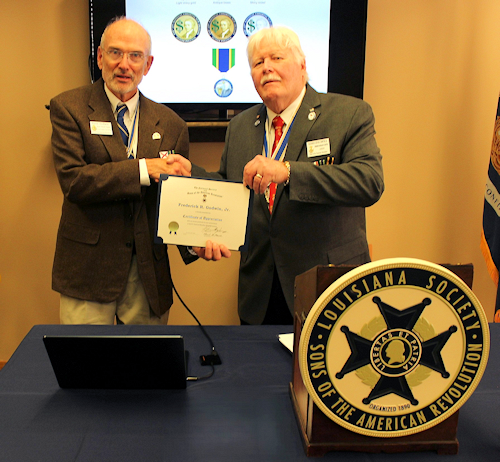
[104,84,150,186]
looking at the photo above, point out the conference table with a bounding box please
[0,324,498,461]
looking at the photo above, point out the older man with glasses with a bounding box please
[50,17,229,326]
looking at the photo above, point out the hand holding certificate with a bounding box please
[155,175,253,251]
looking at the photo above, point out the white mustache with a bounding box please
[260,76,282,85]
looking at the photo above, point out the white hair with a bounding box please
[246,26,308,81]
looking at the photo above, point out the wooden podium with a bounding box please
[290,264,473,457]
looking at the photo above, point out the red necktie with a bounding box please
[269,116,284,213]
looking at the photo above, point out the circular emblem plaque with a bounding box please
[171,13,201,43]
[243,13,272,37]
[299,258,490,438]
[208,13,237,42]
[214,79,233,97]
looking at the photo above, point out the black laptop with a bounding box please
[43,335,187,389]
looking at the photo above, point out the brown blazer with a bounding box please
[50,79,193,317]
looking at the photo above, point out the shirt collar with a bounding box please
[103,82,140,114]
[265,86,306,128]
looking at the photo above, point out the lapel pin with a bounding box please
[152,132,161,140]
[308,109,317,121]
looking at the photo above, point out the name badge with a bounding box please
[307,138,330,157]
[90,121,113,135]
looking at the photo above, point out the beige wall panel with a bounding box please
[1,0,499,360]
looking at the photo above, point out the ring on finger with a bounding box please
[255,173,263,179]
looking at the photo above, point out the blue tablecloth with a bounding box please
[0,324,498,462]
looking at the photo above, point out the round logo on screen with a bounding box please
[208,13,237,42]
[243,13,272,37]
[298,258,490,438]
[214,79,233,98]
[172,13,201,43]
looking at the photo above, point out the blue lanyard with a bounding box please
[125,102,139,157]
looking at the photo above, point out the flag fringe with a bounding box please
[495,310,500,323]
[481,232,500,322]
[480,229,499,285]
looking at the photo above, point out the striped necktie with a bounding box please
[116,104,129,148]
[268,116,285,213]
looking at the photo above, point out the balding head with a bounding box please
[97,17,154,101]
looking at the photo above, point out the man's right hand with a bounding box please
[146,154,192,182]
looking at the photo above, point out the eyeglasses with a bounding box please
[105,49,146,64]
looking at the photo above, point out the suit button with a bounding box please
[126,242,133,248]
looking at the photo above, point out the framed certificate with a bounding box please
[155,175,253,251]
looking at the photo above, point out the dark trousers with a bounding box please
[241,267,293,325]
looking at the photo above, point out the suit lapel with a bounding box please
[87,84,163,162]
[87,81,128,163]
[273,85,322,211]
[137,95,163,159]
[87,83,160,213]
[251,105,267,159]
[285,85,321,162]
[251,105,271,217]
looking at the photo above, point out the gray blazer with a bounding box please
[192,85,384,324]
[50,79,193,317]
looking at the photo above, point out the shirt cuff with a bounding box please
[139,158,151,186]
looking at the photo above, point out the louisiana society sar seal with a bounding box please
[298,258,490,438]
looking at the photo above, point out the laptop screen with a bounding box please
[43,335,187,389]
